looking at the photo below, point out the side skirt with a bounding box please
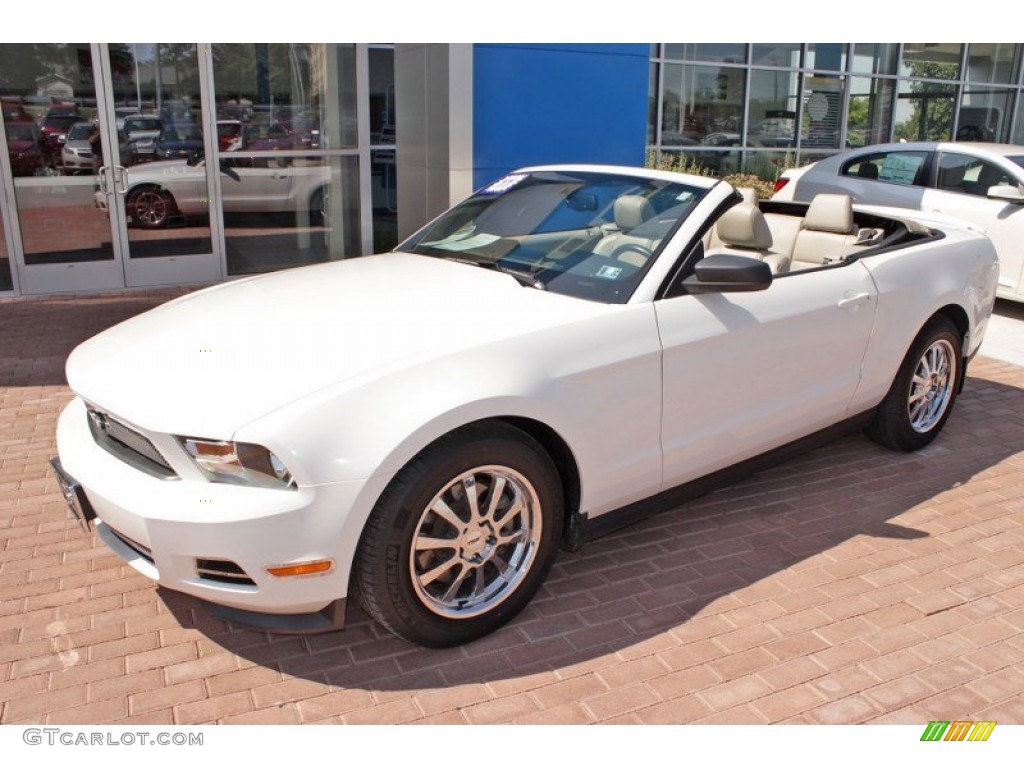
[571,409,875,548]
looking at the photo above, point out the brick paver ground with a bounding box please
[1,288,1023,725]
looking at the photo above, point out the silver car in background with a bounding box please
[61,121,98,174]
[774,141,1024,302]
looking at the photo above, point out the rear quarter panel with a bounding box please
[849,226,998,413]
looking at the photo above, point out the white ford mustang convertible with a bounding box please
[53,165,999,647]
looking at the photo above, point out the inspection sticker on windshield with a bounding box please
[482,173,528,195]
[596,265,623,279]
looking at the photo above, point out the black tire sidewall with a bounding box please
[869,316,962,451]
[356,424,564,647]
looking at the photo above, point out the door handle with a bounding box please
[114,166,128,195]
[97,165,110,195]
[837,292,871,309]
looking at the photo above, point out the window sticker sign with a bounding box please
[481,173,528,195]
[879,154,924,185]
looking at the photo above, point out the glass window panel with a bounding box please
[894,80,956,142]
[647,62,657,145]
[851,44,899,76]
[965,43,1021,85]
[1014,93,1024,144]
[369,48,395,145]
[0,200,11,291]
[109,43,213,259]
[663,44,747,64]
[224,155,360,276]
[751,44,801,68]
[957,88,1014,142]
[900,44,962,79]
[797,150,845,169]
[839,150,930,186]
[847,77,895,148]
[211,44,357,152]
[741,150,798,186]
[657,149,741,178]
[371,149,397,252]
[805,44,847,72]
[936,152,1015,196]
[660,64,745,147]
[0,44,116,266]
[747,69,798,149]
[800,74,845,149]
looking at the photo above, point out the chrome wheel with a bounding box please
[908,338,956,433]
[128,189,170,228]
[409,465,542,619]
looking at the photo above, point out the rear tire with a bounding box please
[353,422,563,648]
[866,315,962,451]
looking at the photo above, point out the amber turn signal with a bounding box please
[266,560,334,577]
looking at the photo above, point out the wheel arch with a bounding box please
[933,302,970,344]
[492,415,582,550]
[926,303,971,392]
[367,413,583,550]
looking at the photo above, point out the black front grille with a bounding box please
[195,559,257,586]
[87,408,177,480]
[107,526,155,565]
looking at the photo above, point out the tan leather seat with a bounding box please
[706,188,759,250]
[789,193,859,271]
[705,203,790,274]
[593,195,657,266]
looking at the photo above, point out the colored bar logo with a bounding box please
[920,721,996,742]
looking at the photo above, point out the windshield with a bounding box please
[1007,156,1024,174]
[125,118,161,132]
[400,170,707,303]
[43,115,78,129]
[67,123,93,141]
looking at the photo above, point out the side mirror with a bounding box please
[987,184,1024,204]
[683,253,773,294]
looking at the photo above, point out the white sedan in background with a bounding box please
[96,156,331,229]
[774,141,1024,302]
[56,165,997,647]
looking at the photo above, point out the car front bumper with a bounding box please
[55,396,372,630]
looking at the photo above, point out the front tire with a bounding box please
[867,315,962,451]
[127,186,175,229]
[353,423,563,647]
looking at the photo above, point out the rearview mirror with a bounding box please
[566,191,598,212]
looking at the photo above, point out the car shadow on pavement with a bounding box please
[157,372,1024,692]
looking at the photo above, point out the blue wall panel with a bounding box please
[472,44,650,189]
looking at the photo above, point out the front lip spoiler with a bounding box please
[205,598,347,635]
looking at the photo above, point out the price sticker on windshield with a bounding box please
[482,173,528,195]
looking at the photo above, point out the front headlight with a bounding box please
[178,437,295,489]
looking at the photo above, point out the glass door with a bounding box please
[98,44,222,287]
[1,43,222,294]
[1,44,125,294]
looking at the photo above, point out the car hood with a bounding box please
[66,253,612,438]
[7,139,36,152]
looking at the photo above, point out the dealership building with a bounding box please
[0,42,1021,296]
